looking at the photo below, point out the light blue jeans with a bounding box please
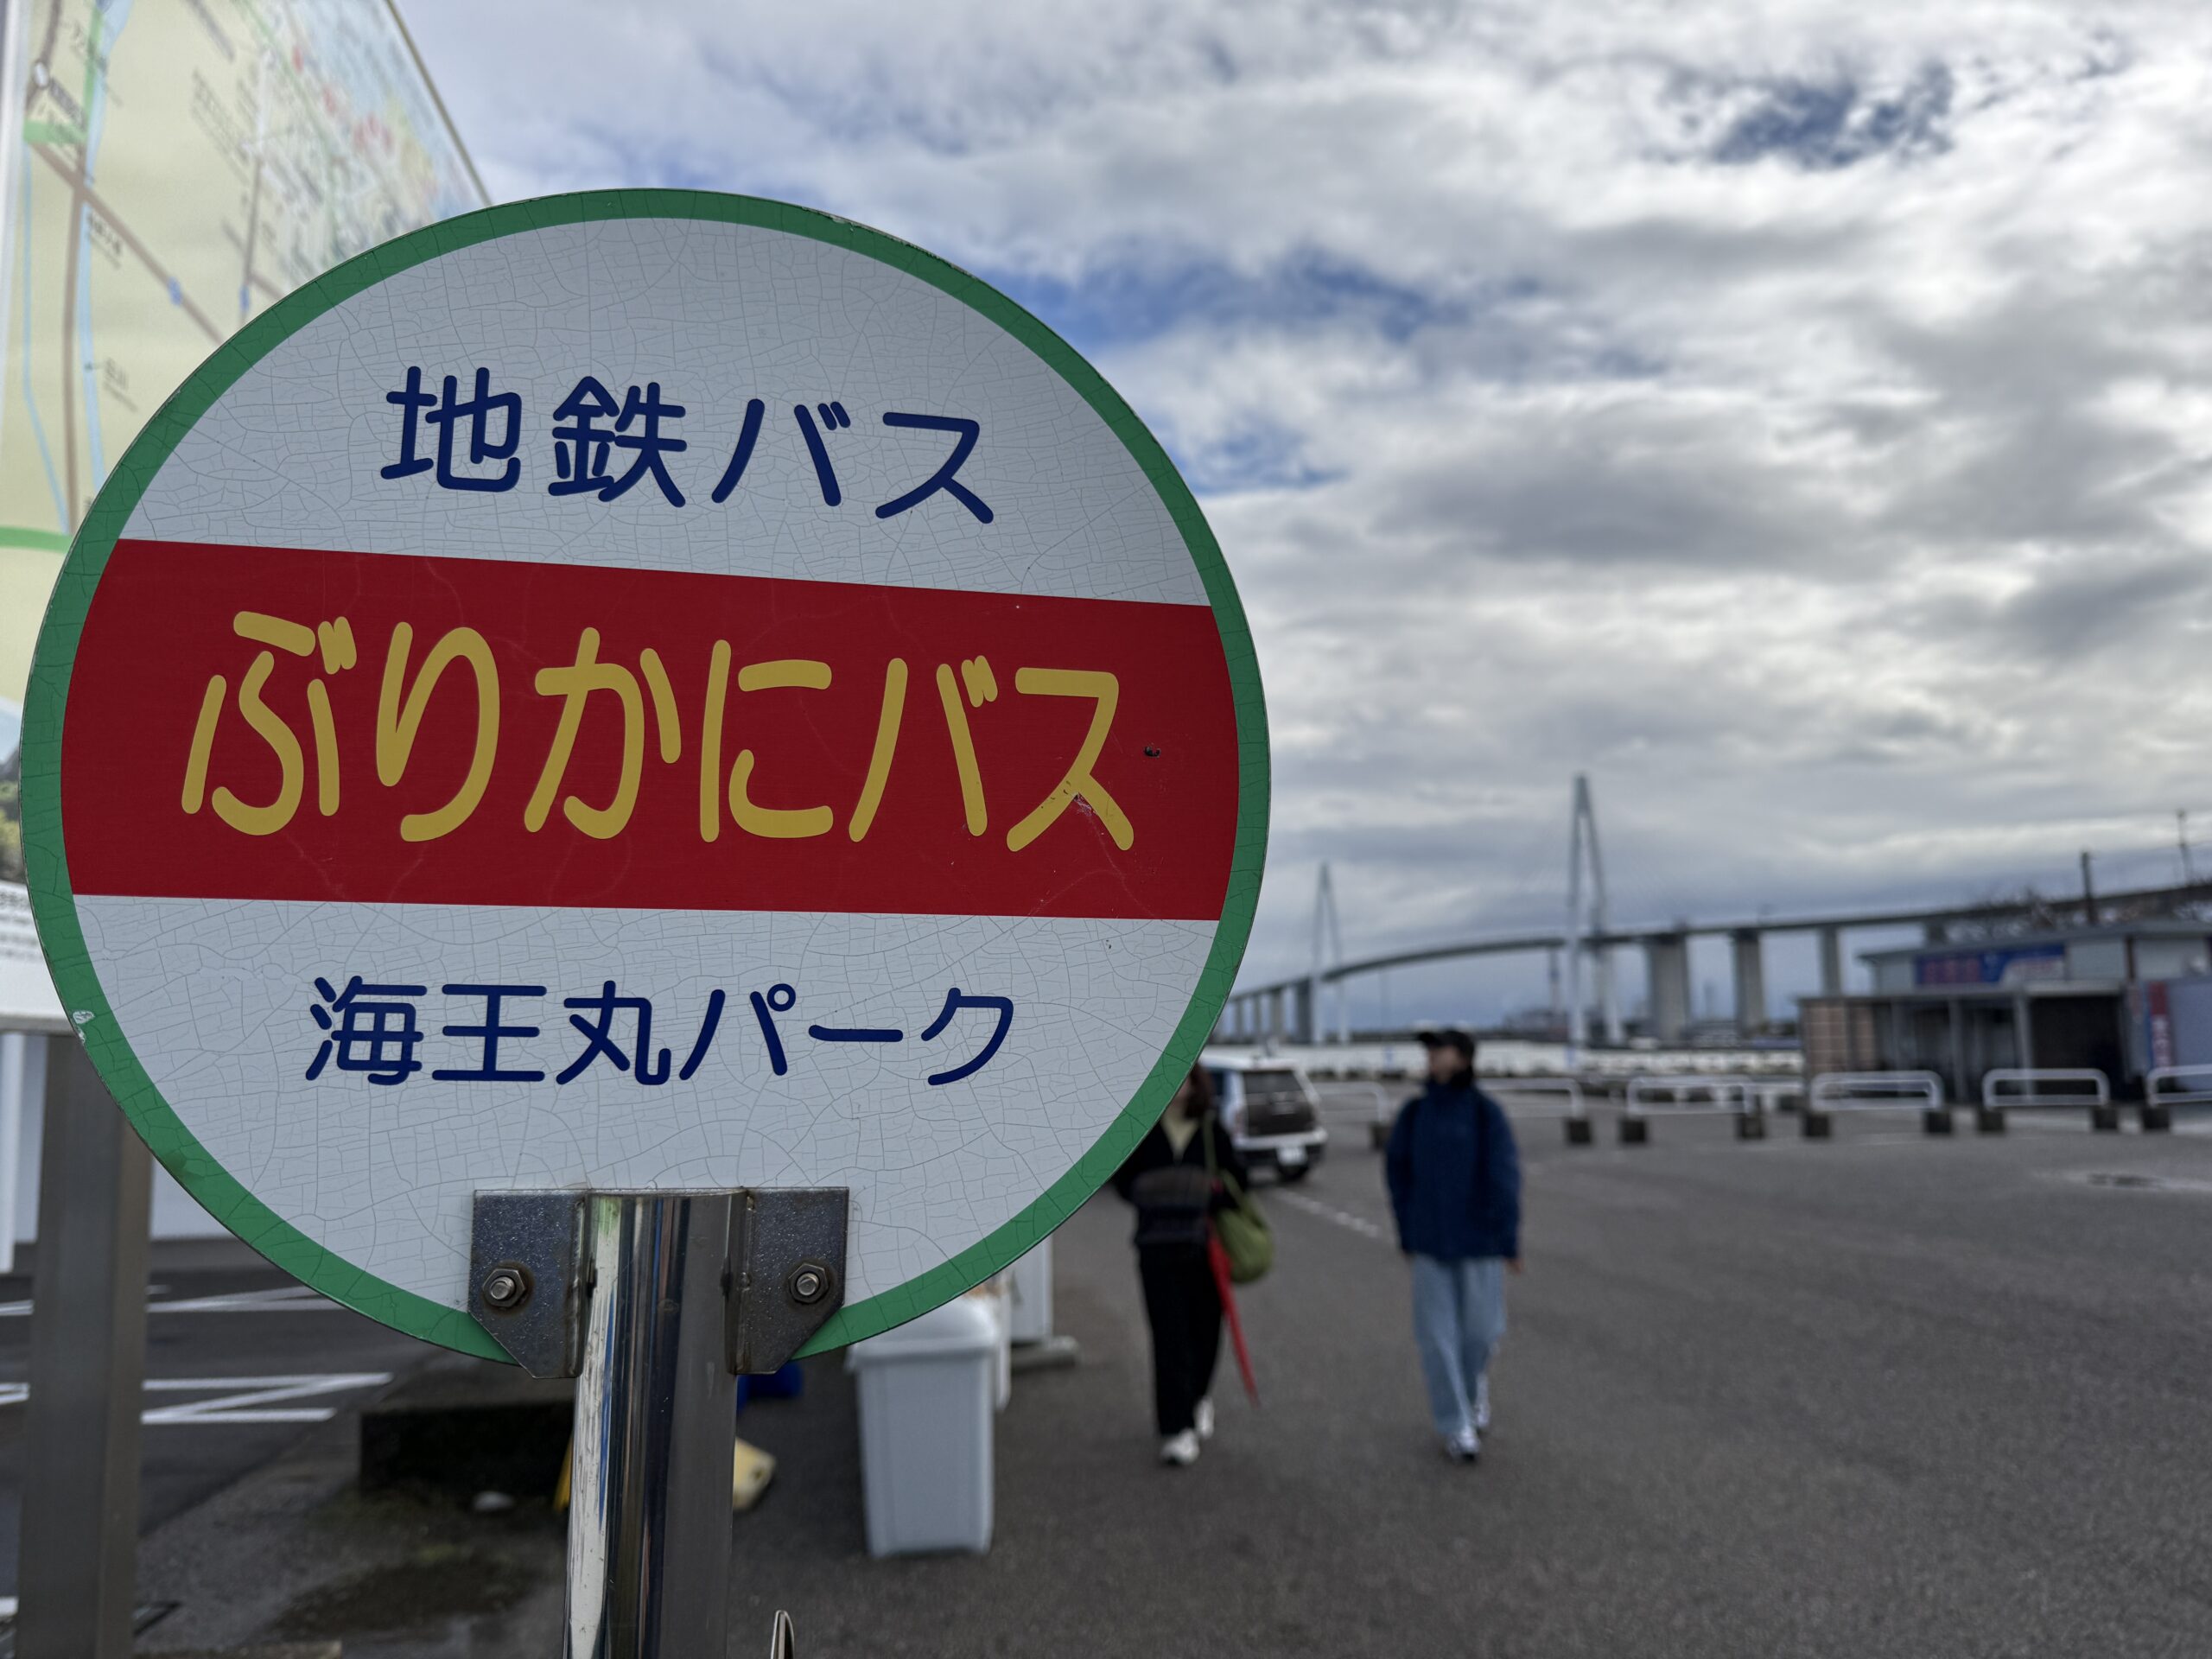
[1410,1255,1506,1439]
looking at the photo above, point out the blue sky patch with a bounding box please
[982,247,1461,356]
[1712,62,1954,170]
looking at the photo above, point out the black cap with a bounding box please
[1419,1027,1475,1058]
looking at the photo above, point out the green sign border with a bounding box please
[20,191,1270,1361]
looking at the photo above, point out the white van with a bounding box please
[1202,1053,1329,1182]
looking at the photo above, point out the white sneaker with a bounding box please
[1474,1373,1491,1434]
[1160,1429,1201,1466]
[1194,1396,1216,1441]
[1446,1427,1481,1464]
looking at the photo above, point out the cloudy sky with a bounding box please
[412,2,2212,1023]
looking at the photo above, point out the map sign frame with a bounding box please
[22,190,1269,1359]
[0,0,486,1033]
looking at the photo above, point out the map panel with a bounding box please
[0,0,485,713]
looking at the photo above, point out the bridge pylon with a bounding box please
[1566,774,1624,1061]
[1309,861,1348,1043]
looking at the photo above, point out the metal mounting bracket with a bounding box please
[467,1190,589,1378]
[467,1186,849,1378]
[728,1186,849,1376]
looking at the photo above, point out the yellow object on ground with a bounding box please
[731,1437,778,1510]
[551,1433,776,1512]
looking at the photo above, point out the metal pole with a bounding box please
[469,1185,846,1659]
[2081,850,2099,926]
[0,1029,25,1274]
[565,1192,740,1659]
[18,1033,152,1659]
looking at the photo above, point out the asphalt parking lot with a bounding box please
[25,1090,2212,1656]
[718,1091,2212,1657]
[0,1236,433,1602]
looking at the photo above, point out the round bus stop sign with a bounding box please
[21,193,1267,1359]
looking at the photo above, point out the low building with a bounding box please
[1796,920,2212,1102]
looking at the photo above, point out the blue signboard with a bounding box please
[1913,943,2066,988]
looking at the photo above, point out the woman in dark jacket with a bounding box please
[1111,1063,1249,1466]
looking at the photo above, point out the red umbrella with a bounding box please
[1206,1231,1259,1404]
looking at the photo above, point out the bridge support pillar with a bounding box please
[1818,927,1844,996]
[1294,978,1316,1045]
[1732,930,1767,1039]
[1645,933,1690,1045]
[1267,988,1286,1042]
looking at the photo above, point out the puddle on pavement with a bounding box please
[2066,1169,2212,1195]
[273,1544,534,1643]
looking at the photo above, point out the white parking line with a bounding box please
[0,1371,392,1425]
[1274,1187,1389,1242]
[0,1285,340,1318]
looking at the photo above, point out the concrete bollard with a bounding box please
[1563,1117,1594,1147]
[1974,1106,2006,1135]
[1922,1108,1955,1136]
[1734,1112,1767,1141]
[2141,1103,2173,1133]
[1618,1116,1649,1146]
[1801,1110,1833,1140]
[2090,1103,2121,1133]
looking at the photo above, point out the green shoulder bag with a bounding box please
[1205,1116,1274,1284]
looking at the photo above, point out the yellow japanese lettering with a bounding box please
[527,628,644,839]
[188,613,353,836]
[849,658,908,842]
[377,623,500,842]
[640,649,682,763]
[234,612,315,657]
[935,664,988,836]
[308,680,340,817]
[210,651,303,836]
[699,640,731,842]
[181,676,226,816]
[1005,668,1132,853]
[727,660,835,838]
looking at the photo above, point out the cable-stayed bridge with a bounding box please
[1226,777,2212,1049]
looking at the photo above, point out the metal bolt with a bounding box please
[481,1263,531,1311]
[786,1262,830,1306]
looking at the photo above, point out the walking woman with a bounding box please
[1112,1064,1249,1466]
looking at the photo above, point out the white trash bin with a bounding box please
[970,1275,1014,1409]
[1007,1239,1054,1346]
[849,1294,998,1557]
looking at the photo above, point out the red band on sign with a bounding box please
[62,540,1241,922]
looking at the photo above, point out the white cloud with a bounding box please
[407,2,2212,1017]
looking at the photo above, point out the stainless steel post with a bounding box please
[469,1185,847,1659]
[565,1192,740,1659]
[18,1033,152,1659]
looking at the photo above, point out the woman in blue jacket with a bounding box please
[1385,1029,1522,1463]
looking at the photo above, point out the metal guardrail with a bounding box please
[1486,1078,1588,1119]
[1364,1078,1597,1147]
[2146,1065,2212,1105]
[1980,1068,2110,1109]
[1809,1071,1945,1111]
[1619,1075,1761,1144]
[1624,1076,1755,1118]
